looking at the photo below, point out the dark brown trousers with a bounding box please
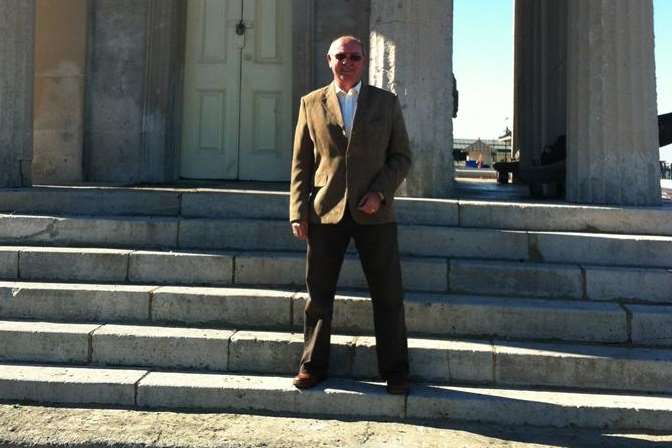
[299,209,409,380]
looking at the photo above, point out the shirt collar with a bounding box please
[335,81,362,97]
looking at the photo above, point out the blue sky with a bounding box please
[453,0,672,161]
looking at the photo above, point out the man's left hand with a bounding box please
[357,192,382,215]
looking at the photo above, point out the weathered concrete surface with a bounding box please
[370,0,454,197]
[459,201,672,236]
[585,266,672,303]
[1,404,671,448]
[228,332,354,377]
[403,294,627,343]
[0,214,178,248]
[129,251,234,286]
[92,325,233,371]
[449,260,583,299]
[0,364,146,406]
[179,219,301,251]
[137,373,405,419]
[0,321,99,363]
[0,249,18,279]
[494,340,672,393]
[529,231,672,267]
[407,384,672,431]
[0,0,34,188]
[181,191,290,220]
[627,304,672,347]
[0,282,152,322]
[397,226,528,259]
[566,0,660,206]
[0,188,181,216]
[19,247,130,282]
[32,0,87,184]
[151,286,294,329]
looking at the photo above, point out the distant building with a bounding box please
[454,138,512,166]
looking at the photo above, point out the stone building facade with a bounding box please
[0,0,661,205]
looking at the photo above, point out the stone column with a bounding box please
[0,0,36,187]
[566,0,660,205]
[369,0,454,198]
[513,0,567,171]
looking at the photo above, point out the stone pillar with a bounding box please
[0,0,35,187]
[513,0,567,171]
[566,0,660,205]
[369,0,454,198]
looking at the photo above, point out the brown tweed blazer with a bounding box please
[289,83,412,225]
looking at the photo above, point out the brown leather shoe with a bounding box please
[292,371,326,389]
[386,376,409,395]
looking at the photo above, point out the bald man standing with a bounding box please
[289,36,412,394]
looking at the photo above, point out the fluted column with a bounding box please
[0,0,36,187]
[566,0,660,205]
[513,0,567,171]
[369,0,454,198]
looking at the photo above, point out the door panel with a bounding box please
[238,0,293,181]
[181,0,241,179]
[181,0,292,181]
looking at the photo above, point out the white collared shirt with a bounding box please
[335,81,361,139]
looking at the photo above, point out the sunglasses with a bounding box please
[333,52,363,62]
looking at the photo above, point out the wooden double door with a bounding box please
[181,0,293,181]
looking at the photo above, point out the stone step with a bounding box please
[2,213,672,268]
[2,281,667,346]
[1,320,671,394]
[2,246,671,304]
[2,187,672,236]
[0,363,670,431]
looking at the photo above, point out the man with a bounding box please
[289,35,412,395]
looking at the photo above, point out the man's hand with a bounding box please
[291,220,309,240]
[357,192,382,215]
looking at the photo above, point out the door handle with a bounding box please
[236,19,246,36]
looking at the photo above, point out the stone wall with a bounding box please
[33,0,88,184]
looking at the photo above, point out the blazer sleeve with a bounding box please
[289,97,314,222]
[368,95,412,200]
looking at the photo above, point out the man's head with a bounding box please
[327,35,367,91]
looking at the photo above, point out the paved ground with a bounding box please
[1,403,671,448]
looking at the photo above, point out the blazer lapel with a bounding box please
[322,83,345,129]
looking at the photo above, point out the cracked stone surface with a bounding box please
[0,404,670,448]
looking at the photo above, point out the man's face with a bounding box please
[327,38,366,89]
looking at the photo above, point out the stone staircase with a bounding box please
[1,186,672,431]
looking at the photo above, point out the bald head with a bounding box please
[328,35,366,57]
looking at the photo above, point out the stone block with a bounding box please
[398,226,528,260]
[450,260,583,299]
[529,232,672,268]
[32,129,83,183]
[494,341,672,393]
[179,219,301,251]
[585,267,672,303]
[0,249,18,279]
[0,321,98,363]
[406,384,672,430]
[234,253,305,287]
[0,188,181,216]
[627,304,672,347]
[137,372,298,412]
[395,197,459,226]
[352,336,492,383]
[403,294,627,343]
[181,191,289,220]
[0,282,152,322]
[459,201,672,236]
[92,324,233,371]
[129,251,234,286]
[0,364,146,406]
[151,286,293,329]
[0,214,178,248]
[228,331,354,376]
[19,247,129,282]
[292,292,374,333]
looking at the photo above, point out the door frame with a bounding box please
[170,0,315,182]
